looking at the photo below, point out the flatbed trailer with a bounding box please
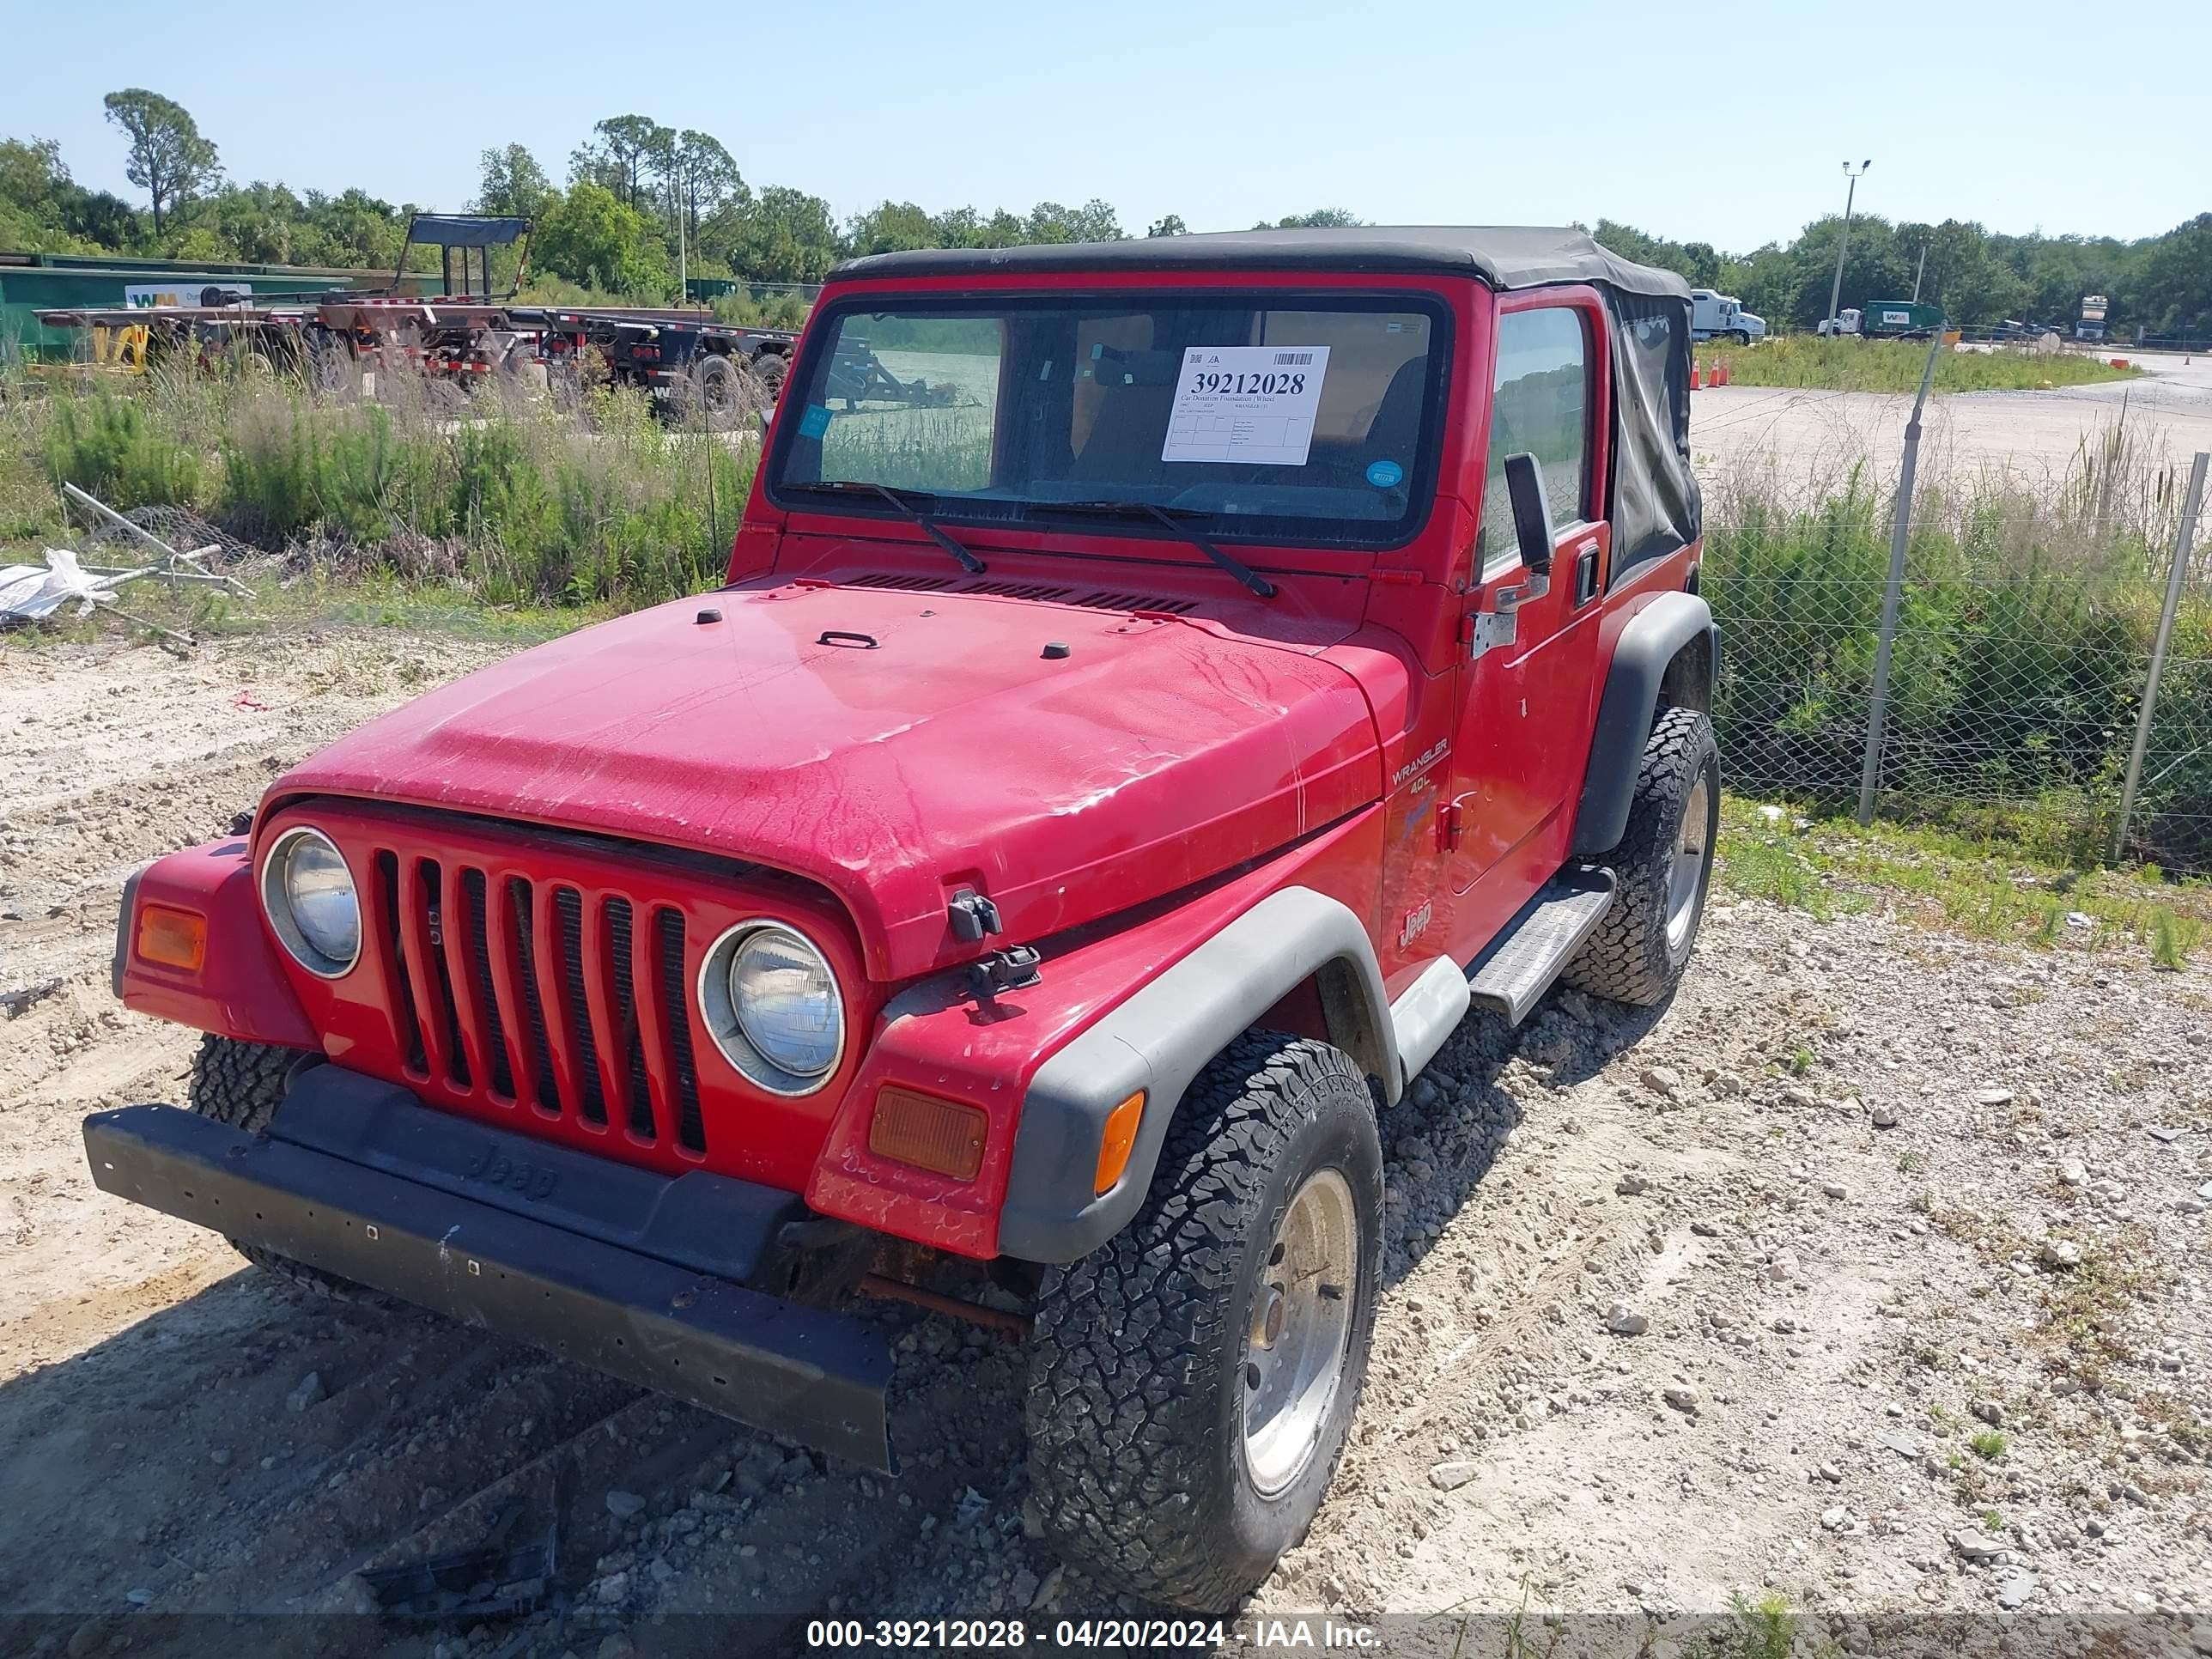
[523,307,798,404]
[33,214,799,412]
[34,296,799,409]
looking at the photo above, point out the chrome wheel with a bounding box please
[1242,1168,1357,1496]
[1665,772,1711,951]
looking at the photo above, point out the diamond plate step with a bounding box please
[1466,867,1617,1025]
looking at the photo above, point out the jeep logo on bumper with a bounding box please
[461,1145,558,1201]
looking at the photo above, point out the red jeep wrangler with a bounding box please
[87,228,1717,1611]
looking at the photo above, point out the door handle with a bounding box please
[1464,566,1549,661]
[1573,541,1601,605]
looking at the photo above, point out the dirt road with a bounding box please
[3,631,2209,1655]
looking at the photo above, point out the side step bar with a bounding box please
[1465,866,1616,1026]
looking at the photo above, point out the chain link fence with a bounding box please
[1705,443,2211,872]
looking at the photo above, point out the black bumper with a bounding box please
[83,1082,896,1472]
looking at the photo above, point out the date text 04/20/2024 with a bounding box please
[804,1620,1379,1650]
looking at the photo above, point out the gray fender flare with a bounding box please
[1571,592,1718,857]
[997,886,1398,1264]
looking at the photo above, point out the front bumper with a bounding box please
[83,1073,896,1472]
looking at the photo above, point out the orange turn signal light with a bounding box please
[136,903,207,972]
[1094,1091,1146,1195]
[868,1087,988,1182]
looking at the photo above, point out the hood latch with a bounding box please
[967,945,1042,999]
[946,890,1004,943]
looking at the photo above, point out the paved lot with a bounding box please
[1692,352,2212,498]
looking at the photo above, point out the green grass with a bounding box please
[1694,335,2144,392]
[1970,1429,2009,1462]
[1719,1591,1796,1659]
[6,366,756,611]
[1716,797,2212,968]
[1705,444,2212,873]
[40,389,203,510]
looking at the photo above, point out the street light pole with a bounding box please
[1826,159,1873,332]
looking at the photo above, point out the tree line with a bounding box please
[0,94,1358,301]
[2,91,2204,336]
[1594,214,2210,337]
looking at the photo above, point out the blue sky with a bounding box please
[11,0,2207,252]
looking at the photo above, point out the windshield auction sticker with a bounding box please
[1161,345,1331,465]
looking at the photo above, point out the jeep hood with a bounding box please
[270,582,1383,981]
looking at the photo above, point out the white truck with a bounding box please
[1690,289,1765,343]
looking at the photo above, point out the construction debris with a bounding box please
[1,482,258,647]
[0,546,126,621]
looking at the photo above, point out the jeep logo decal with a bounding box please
[461,1145,558,1201]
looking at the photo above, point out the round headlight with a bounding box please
[732,928,842,1076]
[261,826,360,977]
[698,921,844,1093]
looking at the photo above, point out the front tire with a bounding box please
[1025,1034,1382,1612]
[187,1035,368,1301]
[1562,705,1720,1006]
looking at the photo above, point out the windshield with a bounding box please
[768,292,1449,549]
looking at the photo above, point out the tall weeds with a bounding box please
[41,389,202,510]
[14,363,757,609]
[1705,434,2208,868]
[1695,336,2143,393]
[5,364,2204,869]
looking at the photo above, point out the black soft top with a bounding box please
[830,226,1690,299]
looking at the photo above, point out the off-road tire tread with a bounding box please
[1025,1032,1376,1610]
[187,1035,366,1301]
[1561,705,1717,1006]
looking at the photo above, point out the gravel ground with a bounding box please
[3,630,2209,1656]
[1692,349,2212,495]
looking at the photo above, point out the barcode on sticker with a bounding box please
[1272,352,1314,365]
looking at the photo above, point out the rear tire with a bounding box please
[187,1035,368,1301]
[752,349,788,398]
[692,352,765,426]
[1561,705,1719,1006]
[1025,1033,1382,1612]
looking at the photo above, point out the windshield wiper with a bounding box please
[781,480,987,575]
[1037,501,1276,599]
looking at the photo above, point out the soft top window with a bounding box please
[1601,287,1700,578]
[769,291,1452,551]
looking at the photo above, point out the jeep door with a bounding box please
[1444,293,1611,926]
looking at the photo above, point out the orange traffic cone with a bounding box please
[1716,360,1730,387]
[1691,366,1704,391]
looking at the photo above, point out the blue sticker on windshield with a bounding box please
[1365,459,1405,489]
[798,403,832,440]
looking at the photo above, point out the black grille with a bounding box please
[844,573,1199,614]
[1073,590,1199,614]
[658,908,705,1153]
[849,572,955,592]
[355,832,718,1157]
[376,849,427,1074]
[553,886,608,1126]
[462,869,514,1099]
[964,580,1075,601]
[508,878,560,1115]
[419,861,470,1090]
[606,897,655,1142]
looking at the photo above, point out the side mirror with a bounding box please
[1504,453,1553,575]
